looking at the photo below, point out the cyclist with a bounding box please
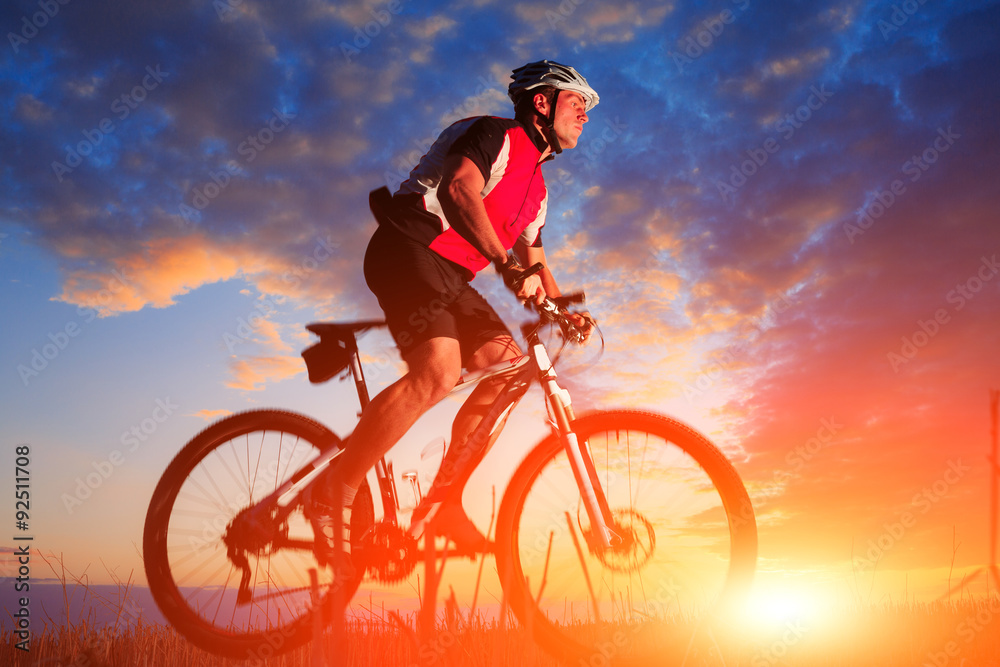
[306,60,598,575]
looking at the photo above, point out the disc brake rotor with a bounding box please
[579,508,656,573]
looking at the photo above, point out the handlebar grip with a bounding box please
[552,292,586,308]
[508,262,545,293]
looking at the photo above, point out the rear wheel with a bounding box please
[496,410,757,665]
[143,410,373,658]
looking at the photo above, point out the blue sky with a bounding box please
[2,0,1000,615]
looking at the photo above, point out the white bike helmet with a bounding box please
[508,60,599,154]
[508,60,600,111]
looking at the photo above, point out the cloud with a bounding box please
[15,94,54,123]
[51,233,264,316]
[405,14,457,40]
[47,226,359,320]
[513,1,673,43]
[226,355,304,391]
[190,409,234,421]
[3,0,1000,583]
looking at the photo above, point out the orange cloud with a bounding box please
[190,408,233,421]
[226,355,304,391]
[50,230,353,318]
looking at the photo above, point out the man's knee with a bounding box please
[416,370,460,405]
[470,336,521,369]
[405,340,462,405]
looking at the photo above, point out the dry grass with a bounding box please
[6,598,1000,666]
[5,552,999,666]
[0,613,564,666]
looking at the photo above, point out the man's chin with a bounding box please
[559,136,580,150]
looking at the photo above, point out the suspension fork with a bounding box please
[531,342,619,549]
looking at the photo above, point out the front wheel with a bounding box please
[495,410,757,665]
[143,410,373,659]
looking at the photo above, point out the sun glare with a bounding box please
[737,581,839,634]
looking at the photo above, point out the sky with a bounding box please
[1,0,999,632]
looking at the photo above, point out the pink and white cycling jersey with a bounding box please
[386,115,552,279]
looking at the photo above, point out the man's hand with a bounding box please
[498,256,546,305]
[516,273,546,304]
[566,311,595,343]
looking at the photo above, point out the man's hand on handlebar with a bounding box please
[498,257,595,344]
[517,274,546,304]
[498,256,546,305]
[565,311,595,343]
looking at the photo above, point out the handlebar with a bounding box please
[506,262,594,346]
[507,261,544,293]
[521,291,592,345]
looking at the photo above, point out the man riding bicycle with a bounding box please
[306,60,598,574]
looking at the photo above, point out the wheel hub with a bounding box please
[224,506,287,556]
[581,508,656,573]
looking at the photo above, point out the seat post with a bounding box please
[347,347,372,413]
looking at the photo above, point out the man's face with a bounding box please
[540,91,589,150]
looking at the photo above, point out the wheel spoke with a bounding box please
[143,411,375,657]
[497,411,757,664]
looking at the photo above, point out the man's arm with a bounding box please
[438,154,507,266]
[439,154,544,302]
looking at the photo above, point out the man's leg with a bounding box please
[338,336,463,491]
[306,336,462,568]
[441,335,522,490]
[410,335,522,548]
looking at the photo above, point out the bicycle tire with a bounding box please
[143,409,373,659]
[495,410,757,665]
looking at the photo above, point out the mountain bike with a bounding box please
[142,275,758,665]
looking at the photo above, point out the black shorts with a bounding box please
[363,224,511,365]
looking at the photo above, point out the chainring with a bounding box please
[357,522,418,584]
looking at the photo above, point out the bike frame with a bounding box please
[245,317,618,550]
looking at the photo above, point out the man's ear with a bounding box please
[533,91,550,116]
